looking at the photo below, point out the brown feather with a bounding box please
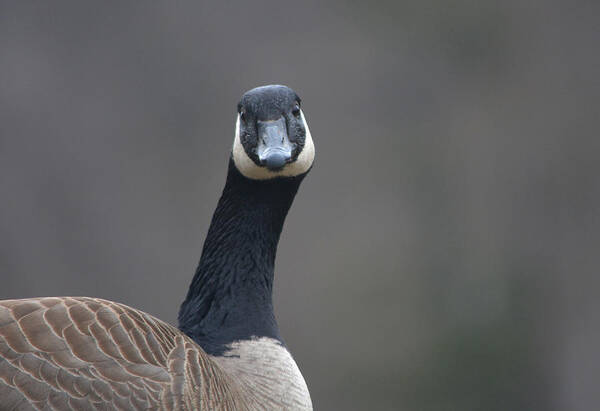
[0,297,247,410]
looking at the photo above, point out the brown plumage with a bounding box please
[0,297,247,410]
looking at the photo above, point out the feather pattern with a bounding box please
[0,297,246,410]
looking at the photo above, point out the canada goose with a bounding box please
[0,85,315,410]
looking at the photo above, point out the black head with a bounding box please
[232,85,315,180]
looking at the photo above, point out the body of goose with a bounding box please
[0,85,315,410]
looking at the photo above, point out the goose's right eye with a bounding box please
[292,104,300,118]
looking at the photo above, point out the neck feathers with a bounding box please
[178,159,304,355]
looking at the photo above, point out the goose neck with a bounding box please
[178,159,304,355]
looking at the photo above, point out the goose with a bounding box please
[0,85,315,410]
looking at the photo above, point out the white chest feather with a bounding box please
[210,337,312,410]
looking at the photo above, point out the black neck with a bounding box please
[178,158,305,355]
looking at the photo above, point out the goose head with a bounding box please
[232,85,315,180]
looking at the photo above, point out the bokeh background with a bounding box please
[1,1,598,410]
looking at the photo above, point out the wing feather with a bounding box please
[0,297,245,410]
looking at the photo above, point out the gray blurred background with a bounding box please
[1,1,598,410]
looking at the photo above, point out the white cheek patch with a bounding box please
[232,110,315,180]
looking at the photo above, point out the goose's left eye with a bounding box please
[292,104,300,118]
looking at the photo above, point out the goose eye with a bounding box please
[240,109,246,122]
[292,105,300,118]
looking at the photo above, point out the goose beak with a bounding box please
[257,117,292,170]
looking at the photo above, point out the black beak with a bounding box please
[257,117,292,170]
